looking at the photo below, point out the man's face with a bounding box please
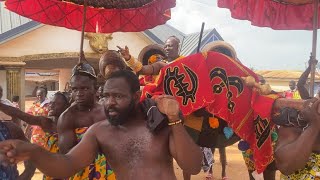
[36,89,46,103]
[289,81,296,90]
[164,38,179,60]
[48,94,68,117]
[103,77,137,126]
[70,75,96,106]
[0,86,3,99]
[104,64,121,78]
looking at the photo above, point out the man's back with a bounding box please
[94,117,177,180]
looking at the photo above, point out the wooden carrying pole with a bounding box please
[197,22,205,53]
[79,0,88,63]
[310,0,319,96]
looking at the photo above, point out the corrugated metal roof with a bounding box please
[0,2,42,44]
[144,24,224,56]
[255,70,320,80]
[0,2,32,34]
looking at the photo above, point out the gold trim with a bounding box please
[236,109,253,133]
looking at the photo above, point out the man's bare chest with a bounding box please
[72,111,104,128]
[99,126,170,166]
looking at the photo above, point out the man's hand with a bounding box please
[308,59,318,67]
[117,45,131,61]
[154,95,180,122]
[300,98,320,130]
[0,140,35,166]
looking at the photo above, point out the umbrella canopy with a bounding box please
[218,0,318,30]
[3,0,175,33]
[218,0,319,95]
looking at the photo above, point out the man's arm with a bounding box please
[0,125,99,179]
[138,62,167,75]
[168,123,202,174]
[155,95,202,175]
[0,103,55,132]
[117,45,167,75]
[297,66,311,99]
[275,126,318,175]
[57,110,77,154]
[4,122,36,180]
[275,99,320,175]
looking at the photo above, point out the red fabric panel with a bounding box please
[4,0,175,33]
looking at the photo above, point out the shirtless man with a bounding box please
[0,70,202,180]
[58,63,106,154]
[117,36,181,75]
[275,98,320,179]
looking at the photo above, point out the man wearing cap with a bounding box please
[57,62,115,179]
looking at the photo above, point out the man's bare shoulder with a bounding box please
[87,120,110,135]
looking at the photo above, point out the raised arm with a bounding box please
[155,95,202,175]
[0,102,55,132]
[117,45,167,75]
[57,110,77,154]
[297,65,311,99]
[0,124,99,179]
[275,99,320,175]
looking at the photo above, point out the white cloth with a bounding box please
[201,147,214,172]
[0,99,14,121]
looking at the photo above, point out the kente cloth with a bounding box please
[0,122,19,180]
[43,128,115,180]
[26,99,50,147]
[284,90,301,99]
[141,52,279,173]
[280,153,320,180]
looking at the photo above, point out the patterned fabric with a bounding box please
[4,0,174,33]
[280,153,320,180]
[43,128,115,180]
[141,52,279,173]
[242,148,255,171]
[26,99,50,147]
[0,122,19,180]
[284,90,301,99]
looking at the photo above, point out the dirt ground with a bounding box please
[17,144,281,180]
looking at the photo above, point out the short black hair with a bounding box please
[105,70,140,93]
[54,92,70,106]
[37,86,48,96]
[12,96,19,102]
[71,72,98,89]
[167,36,181,44]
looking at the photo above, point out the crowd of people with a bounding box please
[0,36,318,180]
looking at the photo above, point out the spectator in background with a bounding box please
[284,80,301,99]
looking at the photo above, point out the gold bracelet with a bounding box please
[125,56,143,73]
[168,119,182,126]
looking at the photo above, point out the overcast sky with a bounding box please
[166,0,319,71]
